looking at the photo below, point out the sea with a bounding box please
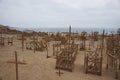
[13,27,119,34]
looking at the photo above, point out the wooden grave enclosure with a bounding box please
[26,32,47,52]
[84,30,105,76]
[0,31,16,48]
[26,40,47,51]
[52,34,65,56]
[84,48,103,75]
[51,31,68,57]
[56,44,78,72]
[55,26,79,72]
[106,34,120,79]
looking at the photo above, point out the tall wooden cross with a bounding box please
[7,51,27,80]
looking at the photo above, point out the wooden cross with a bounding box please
[7,51,27,80]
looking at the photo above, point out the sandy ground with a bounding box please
[0,34,119,80]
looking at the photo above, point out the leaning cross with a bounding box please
[7,51,27,80]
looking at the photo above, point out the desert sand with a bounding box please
[0,33,119,80]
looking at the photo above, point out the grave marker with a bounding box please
[7,51,27,80]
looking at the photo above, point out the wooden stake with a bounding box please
[60,43,61,50]
[22,32,24,51]
[56,64,64,77]
[57,43,58,56]
[53,44,55,56]
[15,51,18,80]
[33,32,35,53]
[115,59,118,79]
[46,42,50,58]
[119,59,120,70]
[0,32,2,48]
[69,25,71,50]
[102,29,105,49]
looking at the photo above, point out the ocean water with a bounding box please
[17,27,118,34]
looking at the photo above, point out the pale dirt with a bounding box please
[0,34,119,80]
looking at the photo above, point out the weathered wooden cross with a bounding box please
[7,51,27,80]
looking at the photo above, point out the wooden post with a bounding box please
[106,54,108,69]
[56,63,64,77]
[91,32,94,48]
[46,42,49,58]
[53,44,55,56]
[0,34,4,48]
[15,51,18,80]
[0,32,2,48]
[69,25,71,58]
[58,65,61,77]
[115,59,118,79]
[33,32,35,53]
[0,32,2,38]
[99,29,105,75]
[83,39,85,50]
[60,43,61,50]
[102,29,105,49]
[56,43,58,56]
[22,32,24,51]
[89,40,91,50]
[119,59,120,70]
[69,26,71,50]
[8,37,9,45]
[55,37,56,47]
[97,40,99,48]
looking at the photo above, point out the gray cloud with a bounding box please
[0,0,120,28]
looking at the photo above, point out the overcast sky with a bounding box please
[0,0,120,28]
